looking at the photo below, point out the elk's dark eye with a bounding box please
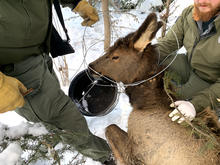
[112,56,119,60]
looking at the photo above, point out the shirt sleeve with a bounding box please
[59,0,82,9]
[157,8,188,64]
[191,77,220,113]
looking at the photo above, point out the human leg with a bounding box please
[163,53,210,100]
[4,54,111,163]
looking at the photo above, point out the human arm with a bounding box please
[60,0,99,26]
[157,7,193,64]
[169,78,220,123]
[190,78,220,113]
[59,0,81,8]
[59,0,81,9]
[0,72,27,113]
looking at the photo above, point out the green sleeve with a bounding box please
[0,72,3,89]
[190,78,220,113]
[157,16,184,61]
[157,6,193,63]
[59,0,81,9]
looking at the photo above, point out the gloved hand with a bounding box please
[73,0,99,26]
[0,72,28,113]
[169,100,196,124]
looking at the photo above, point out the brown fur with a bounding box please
[89,13,220,165]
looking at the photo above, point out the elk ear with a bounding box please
[133,13,162,52]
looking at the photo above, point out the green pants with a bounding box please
[2,54,111,163]
[164,54,211,100]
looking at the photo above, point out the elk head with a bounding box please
[89,13,163,84]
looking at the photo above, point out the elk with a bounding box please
[89,13,220,165]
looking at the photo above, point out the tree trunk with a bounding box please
[102,0,111,52]
[161,0,171,37]
[54,56,70,86]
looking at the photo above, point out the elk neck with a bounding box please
[125,74,170,110]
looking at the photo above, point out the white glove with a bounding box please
[169,100,196,124]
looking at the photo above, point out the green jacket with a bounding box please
[0,0,80,65]
[158,6,220,112]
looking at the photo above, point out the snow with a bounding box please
[0,0,194,164]
[0,143,22,165]
[0,111,26,127]
[0,122,48,140]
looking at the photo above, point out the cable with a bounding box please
[70,12,181,95]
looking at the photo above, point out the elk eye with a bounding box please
[112,56,119,60]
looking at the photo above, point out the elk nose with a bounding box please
[88,63,94,73]
[88,64,101,78]
[88,63,93,69]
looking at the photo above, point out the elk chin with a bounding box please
[91,72,101,80]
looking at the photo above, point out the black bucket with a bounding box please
[68,69,119,116]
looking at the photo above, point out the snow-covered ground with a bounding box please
[0,0,194,164]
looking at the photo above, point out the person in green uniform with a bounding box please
[158,0,220,124]
[0,0,114,164]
